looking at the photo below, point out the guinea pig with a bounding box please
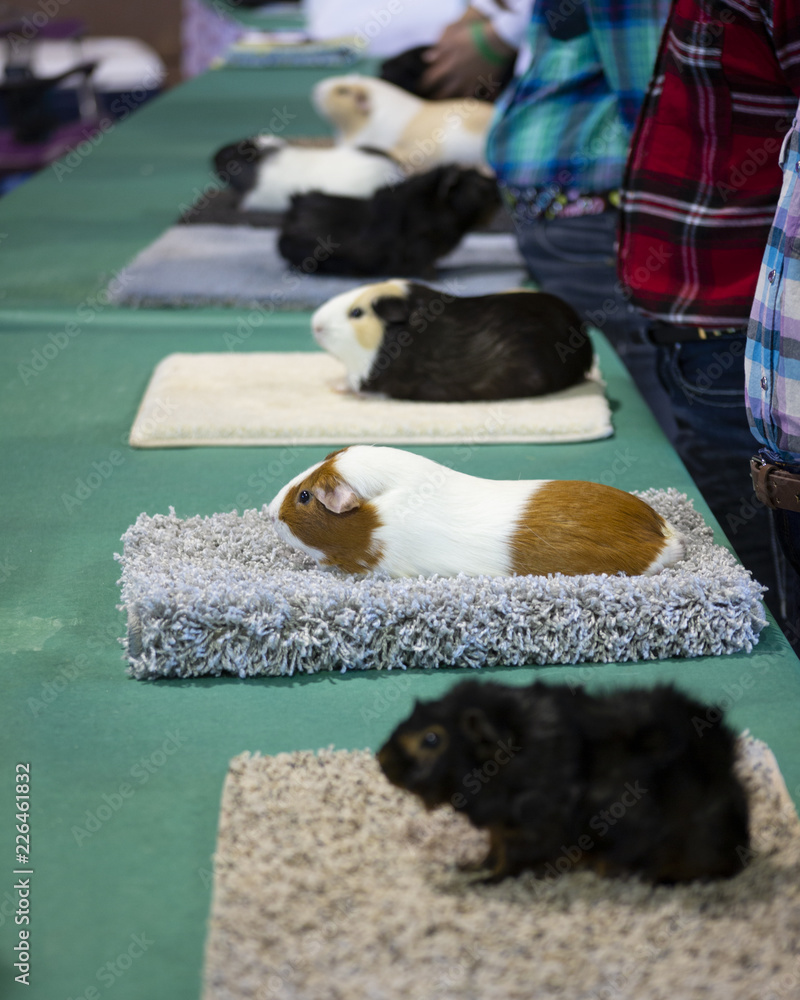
[312,73,494,172]
[377,679,750,883]
[267,445,685,578]
[379,46,435,98]
[310,280,593,401]
[278,166,501,278]
[211,134,405,212]
[379,45,514,101]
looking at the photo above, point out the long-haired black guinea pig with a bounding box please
[377,680,750,884]
[311,280,592,401]
[277,165,501,278]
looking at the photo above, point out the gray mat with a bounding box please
[177,185,516,233]
[107,225,529,310]
[116,490,767,680]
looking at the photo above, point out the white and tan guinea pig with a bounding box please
[311,280,593,401]
[212,134,404,212]
[312,74,493,172]
[268,446,685,579]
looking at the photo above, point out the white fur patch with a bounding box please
[313,75,421,149]
[332,446,541,578]
[643,524,686,576]
[241,146,403,212]
[311,282,408,391]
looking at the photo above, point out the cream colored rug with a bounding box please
[202,737,800,1000]
[129,352,613,447]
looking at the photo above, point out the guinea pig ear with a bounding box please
[435,165,464,201]
[310,472,360,514]
[372,294,411,325]
[459,707,499,748]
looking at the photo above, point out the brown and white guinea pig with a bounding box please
[278,166,501,278]
[377,679,750,883]
[311,74,493,172]
[211,134,404,212]
[310,280,592,401]
[267,446,685,579]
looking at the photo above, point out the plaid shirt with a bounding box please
[618,0,800,326]
[746,110,800,464]
[486,0,670,197]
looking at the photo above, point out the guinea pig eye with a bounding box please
[298,490,311,504]
[422,731,440,748]
[348,307,364,319]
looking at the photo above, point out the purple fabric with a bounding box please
[746,107,800,464]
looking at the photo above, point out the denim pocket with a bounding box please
[521,214,617,267]
[662,340,747,409]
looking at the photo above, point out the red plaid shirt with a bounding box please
[618,0,800,326]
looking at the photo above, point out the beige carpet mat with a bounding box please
[202,737,800,1000]
[129,352,613,447]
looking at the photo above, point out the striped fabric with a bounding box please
[485,0,671,195]
[618,0,800,326]
[746,110,800,463]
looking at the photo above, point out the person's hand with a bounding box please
[420,14,516,100]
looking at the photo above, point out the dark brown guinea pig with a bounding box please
[377,680,750,884]
[278,166,501,278]
[311,281,592,401]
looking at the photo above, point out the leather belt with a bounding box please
[750,455,800,512]
[648,322,747,345]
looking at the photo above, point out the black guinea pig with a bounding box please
[379,45,514,100]
[379,45,434,98]
[377,680,750,884]
[277,165,501,278]
[311,280,593,401]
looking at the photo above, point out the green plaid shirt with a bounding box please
[487,0,670,196]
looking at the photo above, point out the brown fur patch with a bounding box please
[350,281,407,350]
[509,481,669,577]
[279,453,384,574]
[397,724,450,762]
[393,101,494,166]
[323,82,371,141]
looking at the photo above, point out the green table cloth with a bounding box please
[1,63,799,1000]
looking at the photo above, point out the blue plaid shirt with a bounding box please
[746,109,800,466]
[486,0,670,197]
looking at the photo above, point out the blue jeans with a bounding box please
[655,336,799,637]
[516,212,799,636]
[514,210,678,440]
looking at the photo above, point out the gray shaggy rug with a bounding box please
[106,225,528,310]
[116,489,766,679]
[201,737,800,1000]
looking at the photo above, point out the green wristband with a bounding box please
[469,21,509,67]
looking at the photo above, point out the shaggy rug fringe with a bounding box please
[116,489,766,679]
[201,735,800,1000]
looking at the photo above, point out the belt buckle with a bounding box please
[750,455,772,501]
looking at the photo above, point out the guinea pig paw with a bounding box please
[327,377,354,395]
[456,856,493,874]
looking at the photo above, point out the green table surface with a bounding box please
[1,63,799,1000]
[0,60,376,313]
